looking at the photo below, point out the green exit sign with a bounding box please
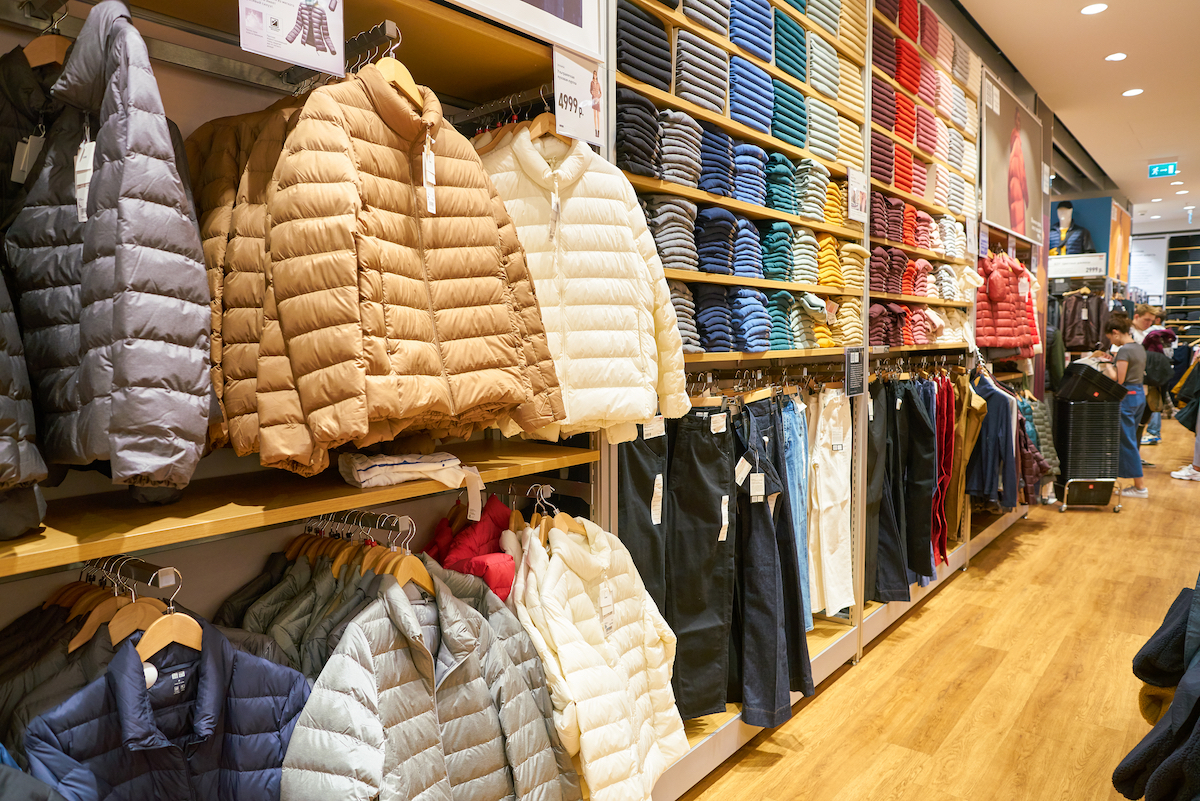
[1149,162,1179,178]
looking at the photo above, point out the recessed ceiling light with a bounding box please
[1082,3,1108,13]
[1172,181,1185,186]
[1152,215,1162,219]
[1152,198,1163,202]
[1105,52,1127,61]
[1187,206,1196,210]
[1179,190,1190,195]
[1123,89,1144,97]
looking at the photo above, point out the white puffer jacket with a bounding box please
[513,520,688,801]
[483,130,689,444]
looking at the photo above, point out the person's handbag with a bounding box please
[1177,395,1199,433]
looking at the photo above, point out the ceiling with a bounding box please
[957,0,1200,232]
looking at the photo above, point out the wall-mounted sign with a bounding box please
[1047,253,1107,279]
[980,70,1044,243]
[1148,162,1179,179]
[553,47,604,145]
[240,0,344,77]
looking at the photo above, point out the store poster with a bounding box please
[980,73,1043,240]
[1109,202,1131,283]
[446,0,601,59]
[554,47,604,146]
[240,0,344,77]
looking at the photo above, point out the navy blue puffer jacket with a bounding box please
[24,624,309,801]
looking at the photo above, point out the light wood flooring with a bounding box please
[683,418,1200,801]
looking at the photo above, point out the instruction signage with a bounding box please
[844,347,865,397]
[847,167,868,224]
[239,0,344,77]
[554,47,604,146]
[1149,162,1179,179]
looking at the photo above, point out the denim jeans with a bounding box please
[781,398,813,630]
[1120,385,1146,478]
[1149,411,1162,439]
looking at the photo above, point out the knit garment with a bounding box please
[793,226,820,283]
[839,57,865,115]
[760,221,794,280]
[733,216,765,279]
[730,0,774,62]
[799,292,835,347]
[805,96,839,160]
[918,57,938,106]
[696,207,738,274]
[936,71,953,119]
[765,152,799,214]
[730,56,773,132]
[643,194,699,271]
[936,20,954,72]
[964,94,979,138]
[893,144,913,194]
[658,109,704,188]
[869,247,889,292]
[870,191,888,240]
[839,0,869,58]
[668,280,705,353]
[767,290,797,350]
[817,233,843,288]
[872,23,896,78]
[616,0,672,90]
[887,247,906,294]
[911,156,928,198]
[838,117,864,171]
[840,242,868,293]
[699,123,735,196]
[694,283,734,351]
[961,139,978,181]
[806,0,841,36]
[901,203,917,246]
[732,142,768,206]
[682,0,731,34]
[876,0,898,21]
[951,84,967,131]
[894,93,916,142]
[796,158,831,221]
[870,129,894,184]
[898,0,918,40]
[731,287,772,351]
[933,116,950,161]
[676,29,730,114]
[886,196,904,242]
[835,296,863,346]
[895,39,921,94]
[616,88,662,178]
[919,3,938,54]
[915,104,936,154]
[915,210,934,250]
[774,9,808,83]
[771,79,808,148]
[807,31,841,100]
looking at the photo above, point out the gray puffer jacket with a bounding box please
[4,0,210,490]
[282,577,564,801]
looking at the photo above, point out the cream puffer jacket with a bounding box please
[266,66,564,451]
[483,130,689,444]
[513,520,689,801]
[282,577,563,801]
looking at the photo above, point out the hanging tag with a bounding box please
[896,397,903,410]
[75,133,95,224]
[142,662,158,690]
[868,402,875,422]
[735,456,752,486]
[718,495,729,541]
[710,412,727,434]
[651,474,664,525]
[423,132,436,215]
[750,473,765,503]
[1081,308,1088,320]
[10,133,44,184]
[598,582,615,637]
[1018,277,1030,296]
[643,415,665,439]
[549,187,560,242]
[831,421,844,448]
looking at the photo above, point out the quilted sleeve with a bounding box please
[508,631,583,801]
[25,716,100,801]
[281,623,385,801]
[624,182,689,419]
[488,175,565,431]
[640,589,689,763]
[266,90,367,450]
[479,620,562,801]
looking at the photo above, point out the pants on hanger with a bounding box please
[810,389,855,614]
[780,397,814,631]
[617,426,669,609]
[891,380,936,579]
[868,381,910,602]
[1119,385,1146,479]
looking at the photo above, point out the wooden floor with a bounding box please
[683,419,1200,801]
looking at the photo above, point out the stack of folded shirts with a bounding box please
[948,174,965,214]
[777,0,805,13]
[840,243,868,292]
[836,297,864,345]
[793,226,820,283]
[895,39,921,94]
[933,116,950,161]
[910,306,929,344]
[616,89,662,177]
[669,280,705,353]
[872,130,897,184]
[730,0,774,62]
[730,56,774,132]
[839,57,866,116]
[761,221,794,279]
[937,214,961,259]
[807,297,837,347]
[700,124,735,196]
[643,195,699,271]
[961,139,977,180]
[839,0,869,60]
[940,308,973,345]
[918,57,938,106]
[869,303,891,345]
[893,144,913,193]
[951,85,967,130]
[928,215,943,253]
[898,0,919,40]
[793,293,820,347]
[869,191,887,238]
[695,284,734,351]
[915,105,936,154]
[890,303,908,346]
[876,0,899,22]
[936,21,954,73]
[731,288,772,351]
[774,10,808,82]
[869,247,890,292]
[872,22,897,78]
[871,76,897,129]
[900,259,916,296]
[683,0,731,34]
[912,258,932,296]
[886,196,904,241]
[894,93,916,142]
[920,4,938,54]
[964,95,979,137]
[796,159,832,220]
[915,210,934,249]
[658,110,704,187]
[838,115,864,170]
[808,32,841,99]
[765,153,799,213]
[952,34,970,84]
[911,157,928,197]
[767,291,797,350]
[967,52,982,96]
[696,207,738,274]
[932,164,950,208]
[733,142,768,205]
[961,184,976,218]
[771,79,808,147]
[887,247,906,293]
[616,0,672,91]
[804,97,839,160]
[934,264,959,300]
[826,299,845,344]
[806,0,841,36]
[817,233,843,288]
[901,203,916,246]
[676,30,730,114]
[936,71,954,119]
[824,181,845,226]
[947,127,964,169]
[733,217,766,278]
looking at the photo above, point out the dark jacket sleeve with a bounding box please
[25,715,99,801]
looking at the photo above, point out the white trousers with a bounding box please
[808,389,854,615]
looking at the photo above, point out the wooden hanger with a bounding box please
[68,594,131,652]
[135,570,203,661]
[375,45,423,110]
[68,586,112,620]
[552,511,587,536]
[108,598,168,645]
[475,119,522,156]
[24,10,70,68]
[526,112,574,146]
[391,552,436,595]
[742,386,776,404]
[509,508,525,533]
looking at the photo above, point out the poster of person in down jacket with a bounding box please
[982,70,1043,242]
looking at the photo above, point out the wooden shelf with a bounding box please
[872,9,978,101]
[993,372,1025,382]
[873,342,970,353]
[870,292,972,309]
[767,0,867,68]
[685,347,848,364]
[870,178,964,221]
[870,122,974,185]
[869,236,970,267]
[626,173,864,240]
[624,0,867,126]
[616,73,848,179]
[663,268,851,297]
[870,66,976,144]
[5,440,598,580]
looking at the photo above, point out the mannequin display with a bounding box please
[1048,201,1097,256]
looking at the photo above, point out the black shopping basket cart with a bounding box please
[1054,362,1127,513]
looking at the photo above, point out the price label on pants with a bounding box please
[553,47,604,146]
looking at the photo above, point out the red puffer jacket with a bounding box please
[424,494,516,601]
[976,252,1030,349]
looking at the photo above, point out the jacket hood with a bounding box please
[358,63,444,143]
[51,0,129,112]
[0,45,63,127]
[512,127,593,190]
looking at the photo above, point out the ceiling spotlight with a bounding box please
[1172,181,1184,186]
[1105,52,1127,61]
[1081,3,1108,13]
[1123,89,1144,97]
[1152,198,1163,202]
[1152,215,1162,219]
[1179,190,1191,195]
[1186,206,1196,210]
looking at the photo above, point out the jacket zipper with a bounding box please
[410,125,454,415]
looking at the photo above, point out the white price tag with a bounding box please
[831,422,843,447]
[423,133,436,215]
[598,582,615,637]
[651,474,664,525]
[553,46,603,146]
[750,473,765,503]
[1081,307,1088,320]
[718,496,729,542]
[643,415,665,439]
[868,402,875,422]
[1007,235,1016,258]
[735,456,752,486]
[847,167,868,223]
[710,412,727,434]
[896,397,903,410]
[75,138,96,223]
[1018,277,1030,296]
[10,133,44,184]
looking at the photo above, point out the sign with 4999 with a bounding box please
[554,47,604,146]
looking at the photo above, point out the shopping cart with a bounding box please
[1054,363,1126,513]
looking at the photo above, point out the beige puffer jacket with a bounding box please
[266,66,563,452]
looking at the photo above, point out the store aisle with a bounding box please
[683,422,1200,801]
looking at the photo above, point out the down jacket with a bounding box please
[482,129,689,444]
[281,577,563,801]
[26,624,309,801]
[4,0,210,490]
[513,520,688,801]
[266,66,564,454]
[975,252,1030,350]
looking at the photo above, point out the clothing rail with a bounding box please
[320,509,413,534]
[449,83,554,125]
[282,19,399,86]
[85,556,178,589]
[504,478,593,501]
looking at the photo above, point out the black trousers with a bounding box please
[617,426,669,610]
[872,382,911,602]
[902,381,938,578]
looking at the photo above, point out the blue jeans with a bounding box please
[1149,412,1162,439]
[781,399,813,631]
[1120,386,1147,479]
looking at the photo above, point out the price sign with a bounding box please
[847,167,868,223]
[965,217,978,256]
[553,47,604,146]
[1007,234,1016,258]
[844,347,865,397]
[979,223,989,255]
[239,0,345,78]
